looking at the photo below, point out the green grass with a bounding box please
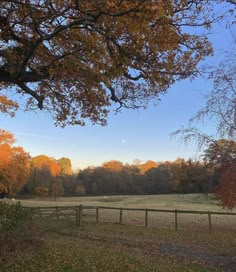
[2,217,233,272]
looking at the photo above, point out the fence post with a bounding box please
[145,209,148,227]
[208,212,212,234]
[30,207,34,220]
[175,209,178,231]
[79,205,83,226]
[119,208,123,224]
[75,207,79,226]
[56,207,59,220]
[96,207,99,223]
[76,205,83,227]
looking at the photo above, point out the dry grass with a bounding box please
[18,194,233,211]
[2,218,235,272]
[16,194,236,232]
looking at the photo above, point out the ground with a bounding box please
[1,194,235,271]
[1,218,236,272]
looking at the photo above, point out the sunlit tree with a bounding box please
[0,0,220,126]
[57,157,72,175]
[27,155,62,197]
[0,130,30,196]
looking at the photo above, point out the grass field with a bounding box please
[19,194,230,211]
[1,194,236,271]
[18,194,236,231]
[1,218,236,272]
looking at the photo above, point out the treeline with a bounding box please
[19,155,74,198]
[76,159,218,196]
[3,130,234,200]
[18,158,219,198]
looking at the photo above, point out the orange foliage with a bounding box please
[0,130,30,196]
[102,160,123,171]
[0,1,214,126]
[0,96,18,117]
[32,155,61,176]
[138,160,157,174]
[0,129,15,145]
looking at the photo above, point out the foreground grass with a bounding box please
[1,218,235,272]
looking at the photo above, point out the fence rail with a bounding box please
[25,205,236,234]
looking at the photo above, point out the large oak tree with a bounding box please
[0,0,218,126]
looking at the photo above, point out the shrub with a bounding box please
[0,201,31,232]
[0,201,36,267]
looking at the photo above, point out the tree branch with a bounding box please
[17,82,44,110]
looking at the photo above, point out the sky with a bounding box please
[0,4,235,171]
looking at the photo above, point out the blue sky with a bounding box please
[0,7,234,170]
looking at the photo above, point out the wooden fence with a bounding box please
[26,205,236,234]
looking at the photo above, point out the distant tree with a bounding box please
[170,159,210,193]
[32,155,61,176]
[57,157,72,175]
[26,155,61,197]
[35,185,49,197]
[138,160,157,174]
[145,166,172,194]
[50,178,64,200]
[61,174,78,196]
[77,158,214,195]
[0,0,219,126]
[75,184,86,196]
[102,160,123,172]
[78,168,96,194]
[0,130,30,196]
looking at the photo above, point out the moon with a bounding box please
[122,139,126,143]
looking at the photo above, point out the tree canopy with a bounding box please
[0,130,30,196]
[25,155,70,197]
[0,0,217,126]
[57,157,72,175]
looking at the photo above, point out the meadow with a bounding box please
[1,194,236,272]
[19,193,227,210]
[19,194,236,231]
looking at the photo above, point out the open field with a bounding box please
[18,194,236,232]
[1,194,236,271]
[18,194,234,211]
[1,218,236,272]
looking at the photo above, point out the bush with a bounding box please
[0,201,31,232]
[0,202,35,267]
